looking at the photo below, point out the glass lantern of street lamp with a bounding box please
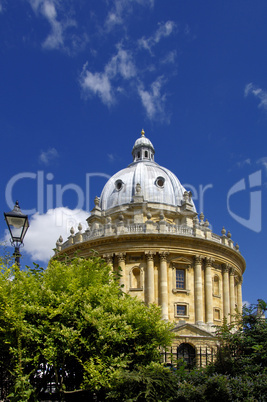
[4,201,29,267]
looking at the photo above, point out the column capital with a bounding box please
[103,253,113,265]
[205,257,214,267]
[159,251,169,261]
[229,267,235,276]
[116,252,126,262]
[145,251,156,261]
[222,263,230,273]
[237,275,243,285]
[195,255,204,264]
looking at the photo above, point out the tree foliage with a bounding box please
[172,301,267,402]
[0,256,173,401]
[1,254,266,401]
[213,300,267,376]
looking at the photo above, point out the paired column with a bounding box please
[229,268,236,320]
[117,253,126,291]
[205,258,213,324]
[222,264,230,322]
[194,255,204,324]
[145,252,155,304]
[159,252,169,320]
[103,253,113,269]
[237,277,243,315]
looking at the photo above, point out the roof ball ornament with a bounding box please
[221,227,226,236]
[160,212,165,221]
[78,223,82,232]
[70,227,75,236]
[141,129,145,137]
[199,212,204,224]
[94,196,100,207]
[227,230,232,239]
[147,212,152,221]
[235,243,240,251]
[58,235,63,243]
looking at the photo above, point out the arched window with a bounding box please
[131,267,141,289]
[213,275,220,296]
[144,150,148,158]
[177,343,196,368]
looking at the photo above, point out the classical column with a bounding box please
[205,258,213,324]
[159,252,169,320]
[117,253,126,291]
[145,251,155,305]
[103,253,113,269]
[222,264,230,322]
[237,276,243,315]
[229,268,236,320]
[194,255,204,324]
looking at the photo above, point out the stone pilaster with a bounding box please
[159,252,169,320]
[116,253,126,291]
[103,253,113,268]
[205,257,213,324]
[222,264,230,323]
[145,251,155,305]
[194,255,204,324]
[237,276,243,315]
[229,267,236,321]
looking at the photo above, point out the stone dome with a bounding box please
[100,130,196,212]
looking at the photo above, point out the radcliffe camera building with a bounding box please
[56,130,246,361]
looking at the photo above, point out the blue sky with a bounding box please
[1,0,267,306]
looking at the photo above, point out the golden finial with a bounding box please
[141,129,145,137]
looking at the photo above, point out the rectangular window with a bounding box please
[214,308,220,320]
[176,269,185,289]
[176,305,186,316]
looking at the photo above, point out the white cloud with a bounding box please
[80,66,113,106]
[28,0,77,51]
[138,76,167,120]
[244,82,267,111]
[5,208,89,263]
[39,147,59,165]
[160,50,177,65]
[106,47,136,79]
[80,47,136,106]
[138,21,176,53]
[105,0,154,30]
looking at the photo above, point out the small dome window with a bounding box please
[155,176,165,188]
[115,179,123,191]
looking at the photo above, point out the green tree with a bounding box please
[213,300,267,376]
[0,256,173,401]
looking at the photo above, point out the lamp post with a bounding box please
[4,201,29,267]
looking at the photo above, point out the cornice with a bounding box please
[56,232,246,274]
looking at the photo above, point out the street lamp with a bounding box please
[4,201,29,267]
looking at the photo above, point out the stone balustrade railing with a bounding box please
[57,221,239,253]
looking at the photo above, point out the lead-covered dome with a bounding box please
[100,130,196,212]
